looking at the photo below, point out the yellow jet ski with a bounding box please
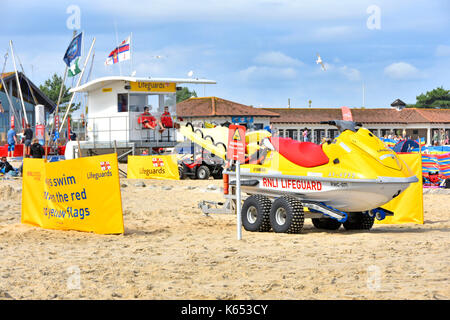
[180,120,418,233]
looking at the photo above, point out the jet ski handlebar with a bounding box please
[319,120,363,132]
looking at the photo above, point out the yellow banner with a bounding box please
[21,154,124,234]
[127,155,180,180]
[129,81,176,93]
[377,153,424,224]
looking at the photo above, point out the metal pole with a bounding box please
[130,32,134,75]
[236,160,242,240]
[1,53,21,128]
[9,40,28,124]
[114,21,122,76]
[59,37,96,133]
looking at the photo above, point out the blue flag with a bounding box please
[63,33,82,67]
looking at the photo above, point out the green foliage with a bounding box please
[414,87,450,109]
[176,87,197,103]
[39,73,80,114]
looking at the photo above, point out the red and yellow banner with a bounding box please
[21,154,124,234]
[127,155,180,180]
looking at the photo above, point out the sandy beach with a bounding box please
[0,172,448,300]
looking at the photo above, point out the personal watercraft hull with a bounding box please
[227,171,418,212]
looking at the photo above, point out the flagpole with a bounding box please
[45,31,77,161]
[114,21,122,76]
[9,40,28,125]
[59,37,96,133]
[130,32,134,76]
[1,53,21,129]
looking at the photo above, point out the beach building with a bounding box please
[176,96,450,146]
[68,76,216,157]
[0,72,56,142]
[265,107,450,145]
[176,96,279,129]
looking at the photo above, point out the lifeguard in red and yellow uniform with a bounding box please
[160,106,173,128]
[138,106,158,129]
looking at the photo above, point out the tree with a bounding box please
[176,87,197,103]
[39,73,80,114]
[410,86,450,109]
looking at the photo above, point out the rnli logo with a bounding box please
[152,158,164,167]
[100,161,111,171]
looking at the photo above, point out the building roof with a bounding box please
[391,99,406,107]
[177,97,280,118]
[70,76,217,93]
[0,72,56,113]
[264,107,450,124]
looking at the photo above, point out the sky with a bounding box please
[1,0,449,112]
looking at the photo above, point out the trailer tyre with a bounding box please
[312,218,342,230]
[178,166,186,180]
[343,212,374,230]
[241,195,272,232]
[196,165,210,180]
[212,168,223,179]
[269,196,304,234]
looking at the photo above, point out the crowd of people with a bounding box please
[432,129,449,146]
[2,124,46,178]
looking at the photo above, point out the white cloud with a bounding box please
[338,66,361,81]
[238,65,297,82]
[253,51,303,67]
[435,45,450,57]
[313,62,360,81]
[384,62,421,80]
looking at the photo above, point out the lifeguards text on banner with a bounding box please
[127,155,180,180]
[21,154,124,234]
[129,81,176,93]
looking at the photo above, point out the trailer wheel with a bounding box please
[241,195,272,232]
[342,212,374,230]
[196,165,210,180]
[212,169,223,179]
[312,218,341,230]
[270,196,304,234]
[178,166,186,180]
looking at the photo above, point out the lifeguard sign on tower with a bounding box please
[69,76,216,157]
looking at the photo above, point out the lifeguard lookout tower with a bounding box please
[69,76,216,158]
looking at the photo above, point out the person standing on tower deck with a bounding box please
[160,106,173,129]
